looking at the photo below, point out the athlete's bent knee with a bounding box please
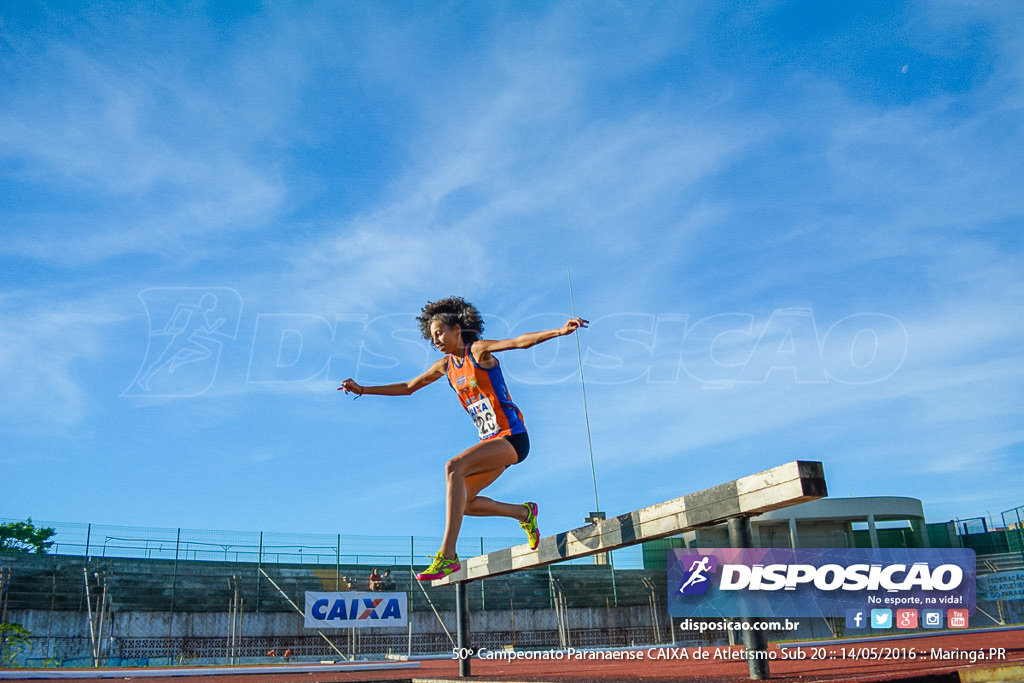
[445,458,463,479]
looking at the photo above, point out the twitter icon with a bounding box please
[870,609,893,629]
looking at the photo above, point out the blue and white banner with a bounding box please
[977,570,1024,602]
[668,548,976,619]
[304,592,408,629]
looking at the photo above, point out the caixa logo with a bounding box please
[304,592,407,629]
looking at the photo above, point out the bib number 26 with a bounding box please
[468,398,500,439]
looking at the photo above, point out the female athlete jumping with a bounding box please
[339,297,588,581]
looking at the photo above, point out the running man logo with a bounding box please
[123,287,243,397]
[304,591,408,629]
[676,555,718,596]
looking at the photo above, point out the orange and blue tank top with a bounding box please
[445,342,526,440]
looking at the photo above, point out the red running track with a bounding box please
[6,629,1022,683]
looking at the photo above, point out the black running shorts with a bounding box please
[502,431,530,464]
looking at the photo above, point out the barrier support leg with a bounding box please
[727,516,771,680]
[456,580,471,677]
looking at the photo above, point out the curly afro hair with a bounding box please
[417,296,484,343]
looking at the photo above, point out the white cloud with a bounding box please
[2,2,1022,533]
[0,14,294,264]
[0,293,126,425]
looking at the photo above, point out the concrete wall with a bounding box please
[6,603,676,666]
[9,600,1013,668]
[9,603,662,640]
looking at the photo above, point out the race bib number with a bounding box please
[468,397,500,439]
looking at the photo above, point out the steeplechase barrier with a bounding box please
[433,460,828,680]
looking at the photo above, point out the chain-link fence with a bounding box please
[2,515,1022,668]
[0,518,666,667]
[5,517,644,568]
[0,550,687,667]
[1002,506,1024,554]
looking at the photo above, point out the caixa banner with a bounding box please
[667,548,975,618]
[304,592,408,629]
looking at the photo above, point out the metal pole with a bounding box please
[238,596,245,662]
[547,566,555,609]
[727,517,770,680]
[168,528,180,654]
[561,590,571,648]
[643,578,660,644]
[229,577,239,665]
[554,585,564,647]
[83,569,97,667]
[455,582,471,677]
[409,536,415,612]
[413,578,455,646]
[609,551,619,606]
[46,556,57,661]
[1015,509,1024,560]
[258,568,348,660]
[407,611,413,658]
[256,532,263,613]
[96,576,108,666]
[226,594,233,665]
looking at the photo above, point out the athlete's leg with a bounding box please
[440,438,518,559]
[465,473,540,551]
[464,471,529,519]
[465,495,523,517]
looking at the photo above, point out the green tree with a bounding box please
[0,518,56,554]
[0,623,31,667]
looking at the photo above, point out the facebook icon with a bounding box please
[845,609,867,630]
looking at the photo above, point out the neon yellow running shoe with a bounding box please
[520,502,540,550]
[416,551,461,581]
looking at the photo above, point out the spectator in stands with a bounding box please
[381,569,395,591]
[369,568,382,591]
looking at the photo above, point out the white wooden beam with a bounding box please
[432,460,826,586]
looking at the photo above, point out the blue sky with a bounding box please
[2,2,1022,547]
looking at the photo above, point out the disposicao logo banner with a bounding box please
[667,548,975,618]
[304,592,408,629]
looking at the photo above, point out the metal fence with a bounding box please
[1003,506,1024,553]
[0,548,672,667]
[2,514,1022,668]
[3,517,643,568]
[0,517,660,667]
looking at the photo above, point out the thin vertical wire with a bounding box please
[568,269,600,513]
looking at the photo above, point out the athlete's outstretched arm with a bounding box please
[475,317,588,354]
[339,357,447,397]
